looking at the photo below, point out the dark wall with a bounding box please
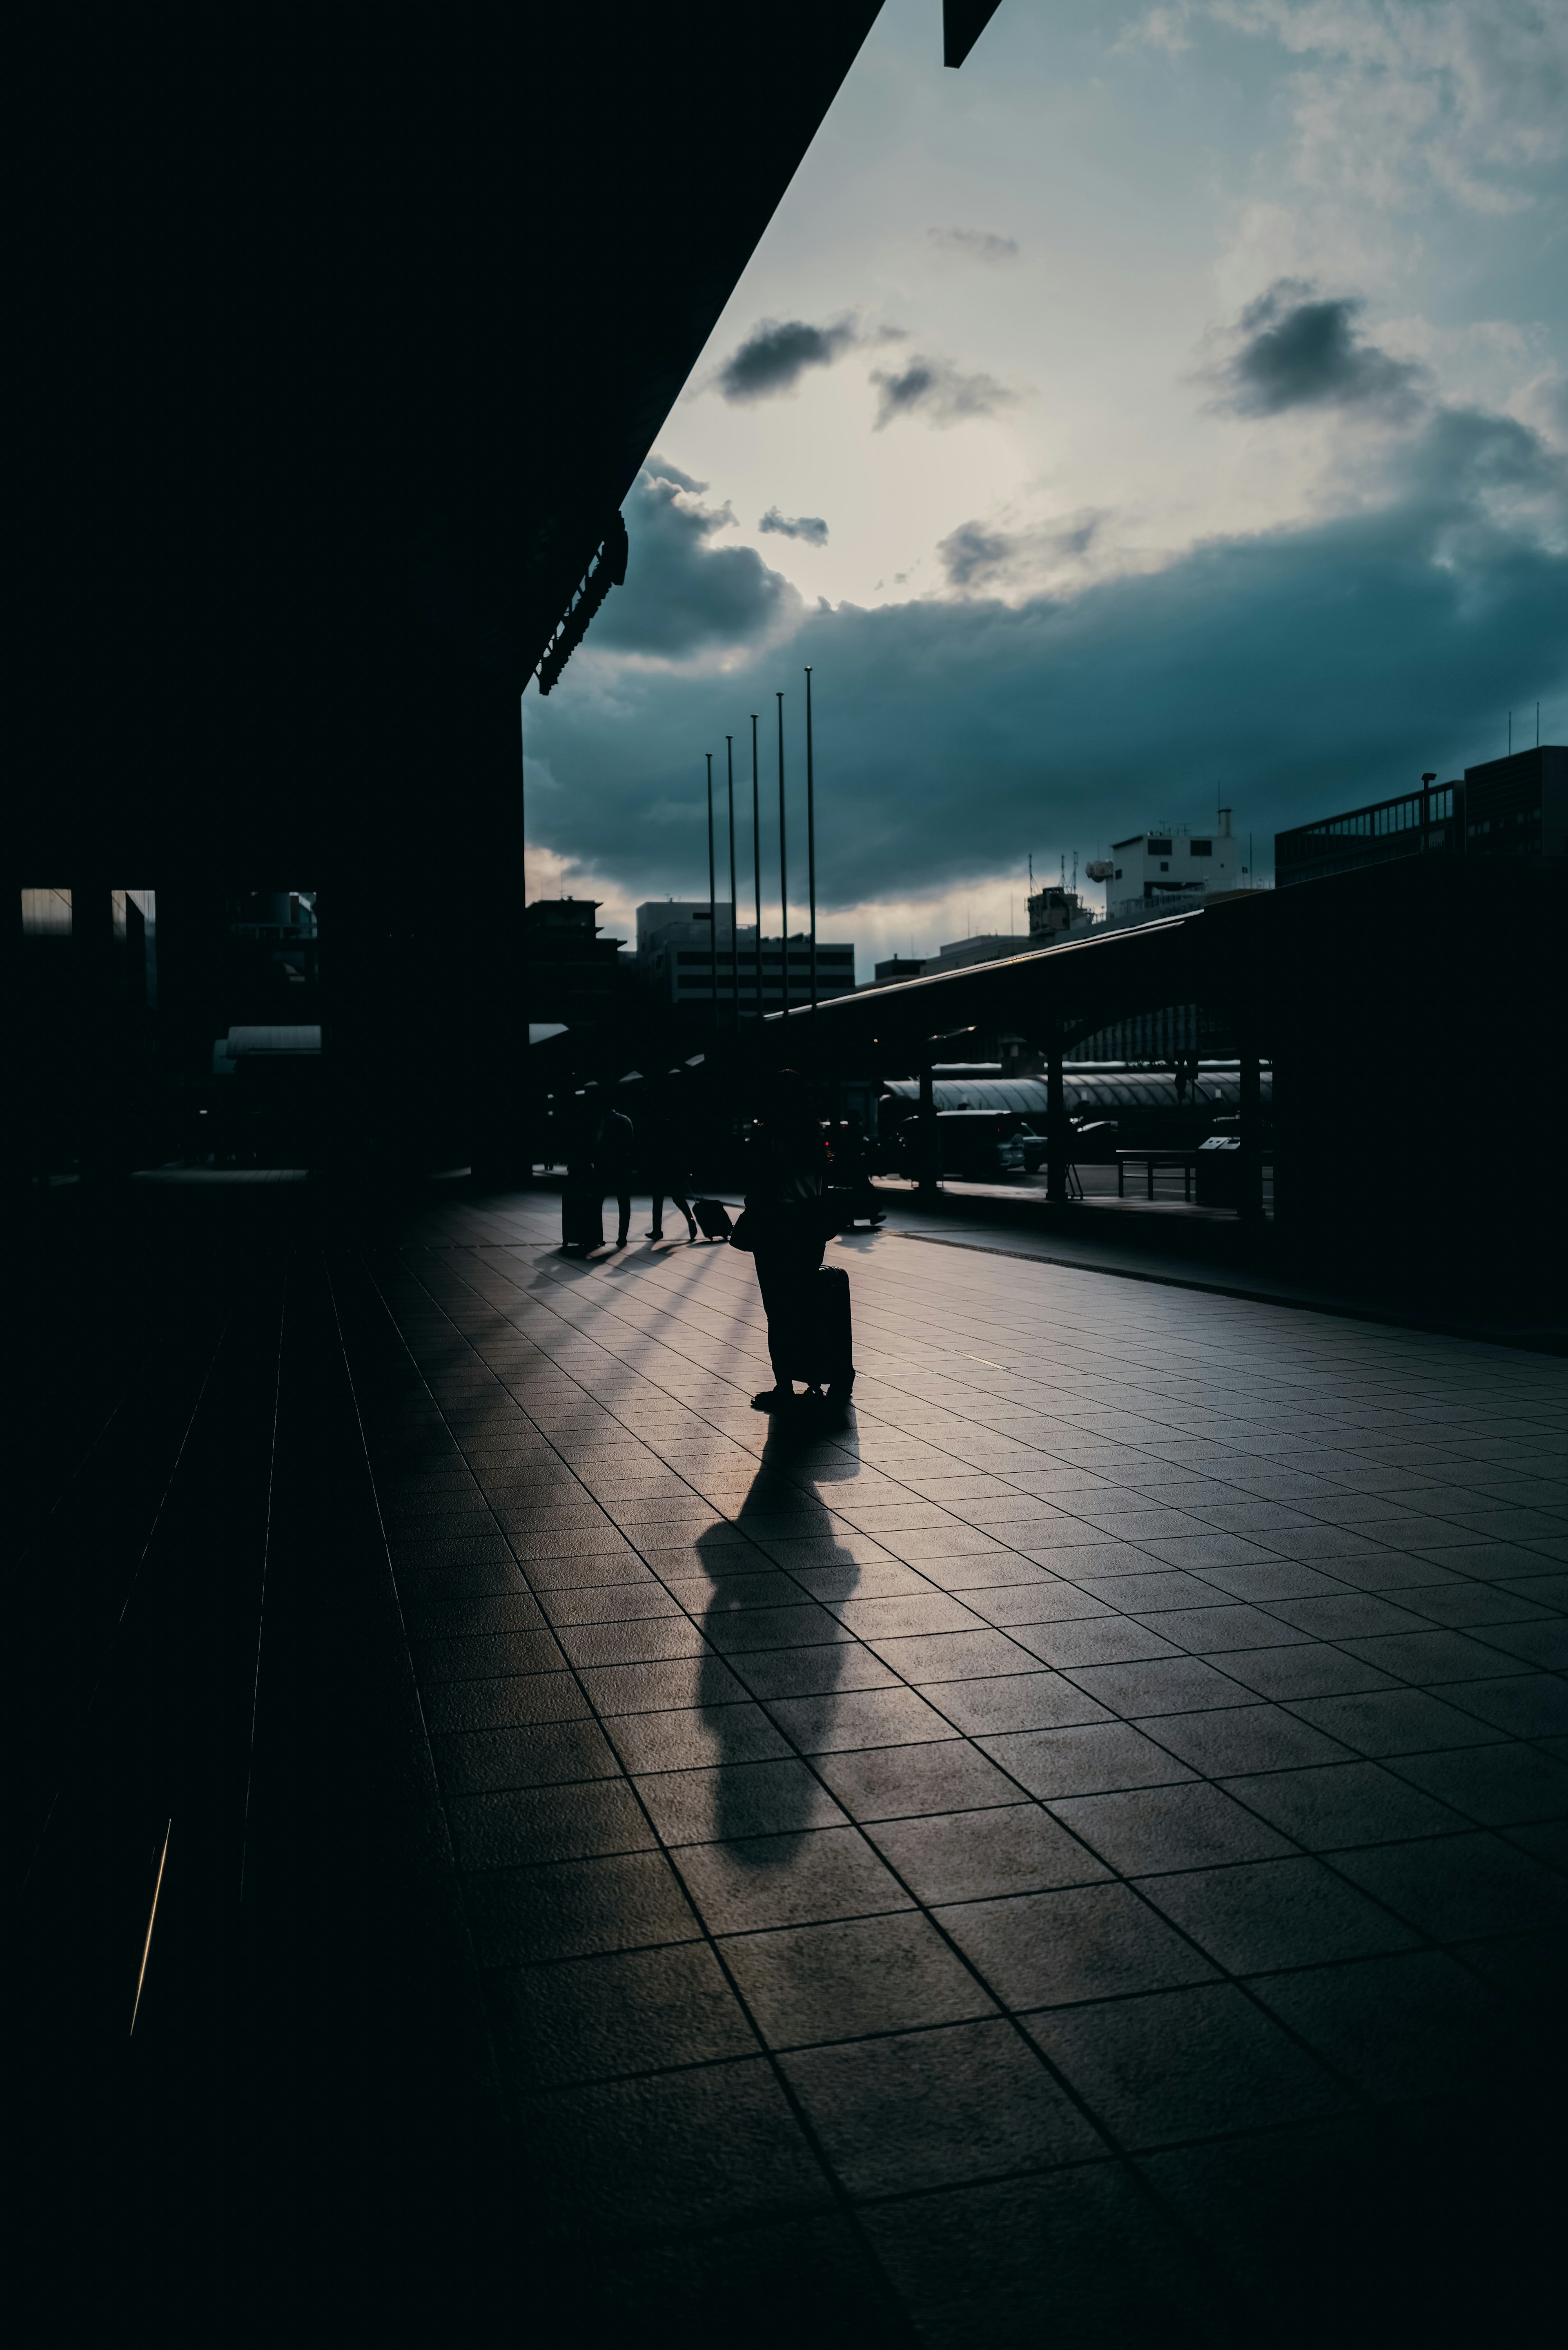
[1263,859,1563,1315]
[6,4,886,1171]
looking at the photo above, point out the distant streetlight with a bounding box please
[705,752,717,1033]
[805,666,817,1014]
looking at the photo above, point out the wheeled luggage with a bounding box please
[777,1263,855,1396]
[561,1184,604,1251]
[691,1197,734,1240]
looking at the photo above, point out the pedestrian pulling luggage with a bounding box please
[644,1097,699,1243]
[734,1070,853,1411]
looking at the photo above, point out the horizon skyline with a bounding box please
[521,0,1566,970]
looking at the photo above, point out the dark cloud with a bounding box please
[587,460,800,657]
[759,507,829,546]
[530,406,1566,909]
[715,316,859,403]
[1215,280,1426,419]
[871,355,1016,430]
[929,226,1019,263]
[939,510,1107,590]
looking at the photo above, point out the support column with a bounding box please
[1045,1022,1068,1206]
[1237,1034,1264,1226]
[917,1052,938,1205]
[73,877,120,1179]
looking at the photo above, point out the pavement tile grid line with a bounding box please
[354,1197,1568,2296]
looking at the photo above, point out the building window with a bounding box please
[1159,861,1169,872]
[1147,838,1172,855]
[1190,839,1211,856]
[21,887,72,935]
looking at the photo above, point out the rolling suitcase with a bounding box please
[780,1263,855,1398]
[561,1184,604,1252]
[691,1197,734,1240]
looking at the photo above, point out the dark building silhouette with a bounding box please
[1276,777,1464,886]
[1462,743,1567,860]
[524,898,626,1029]
[7,3,892,1177]
[1275,745,1566,889]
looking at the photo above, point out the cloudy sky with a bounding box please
[525,0,1567,971]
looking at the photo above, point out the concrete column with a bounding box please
[73,878,121,1179]
[917,1053,938,1204]
[1238,1037,1264,1225]
[1045,1023,1068,1205]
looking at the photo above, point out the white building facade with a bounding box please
[1106,812,1241,923]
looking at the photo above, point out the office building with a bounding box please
[1462,745,1566,860]
[1027,883,1093,941]
[1107,812,1243,915]
[524,896,626,1026]
[635,901,855,1010]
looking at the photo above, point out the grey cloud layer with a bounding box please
[588,463,799,655]
[928,226,1020,263]
[760,507,829,545]
[939,509,1107,589]
[871,355,1017,429]
[715,317,860,402]
[531,410,1566,903]
[1215,281,1427,419]
[713,314,1012,430]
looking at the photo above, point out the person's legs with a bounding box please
[753,1240,825,1405]
[615,1188,631,1247]
[647,1185,697,1241]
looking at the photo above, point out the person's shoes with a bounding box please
[750,1387,793,1413]
[685,1220,698,1242]
[616,1230,630,1250]
[646,1229,663,1240]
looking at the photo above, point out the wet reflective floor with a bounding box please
[15,1181,1568,2343]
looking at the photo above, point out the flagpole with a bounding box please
[804,665,817,1014]
[726,735,739,1030]
[751,713,762,1025]
[776,691,788,1022]
[705,751,718,1034]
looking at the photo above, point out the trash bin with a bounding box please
[1195,1134,1242,1206]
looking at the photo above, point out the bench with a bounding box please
[1116,1149,1197,1202]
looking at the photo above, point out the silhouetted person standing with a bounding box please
[742,1071,832,1409]
[595,1103,635,1249]
[559,1095,603,1253]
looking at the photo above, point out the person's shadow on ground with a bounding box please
[693,1416,861,1863]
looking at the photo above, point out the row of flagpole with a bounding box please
[705,666,817,1032]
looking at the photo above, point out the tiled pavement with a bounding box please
[359,1192,1568,2340]
[16,1181,1568,2342]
